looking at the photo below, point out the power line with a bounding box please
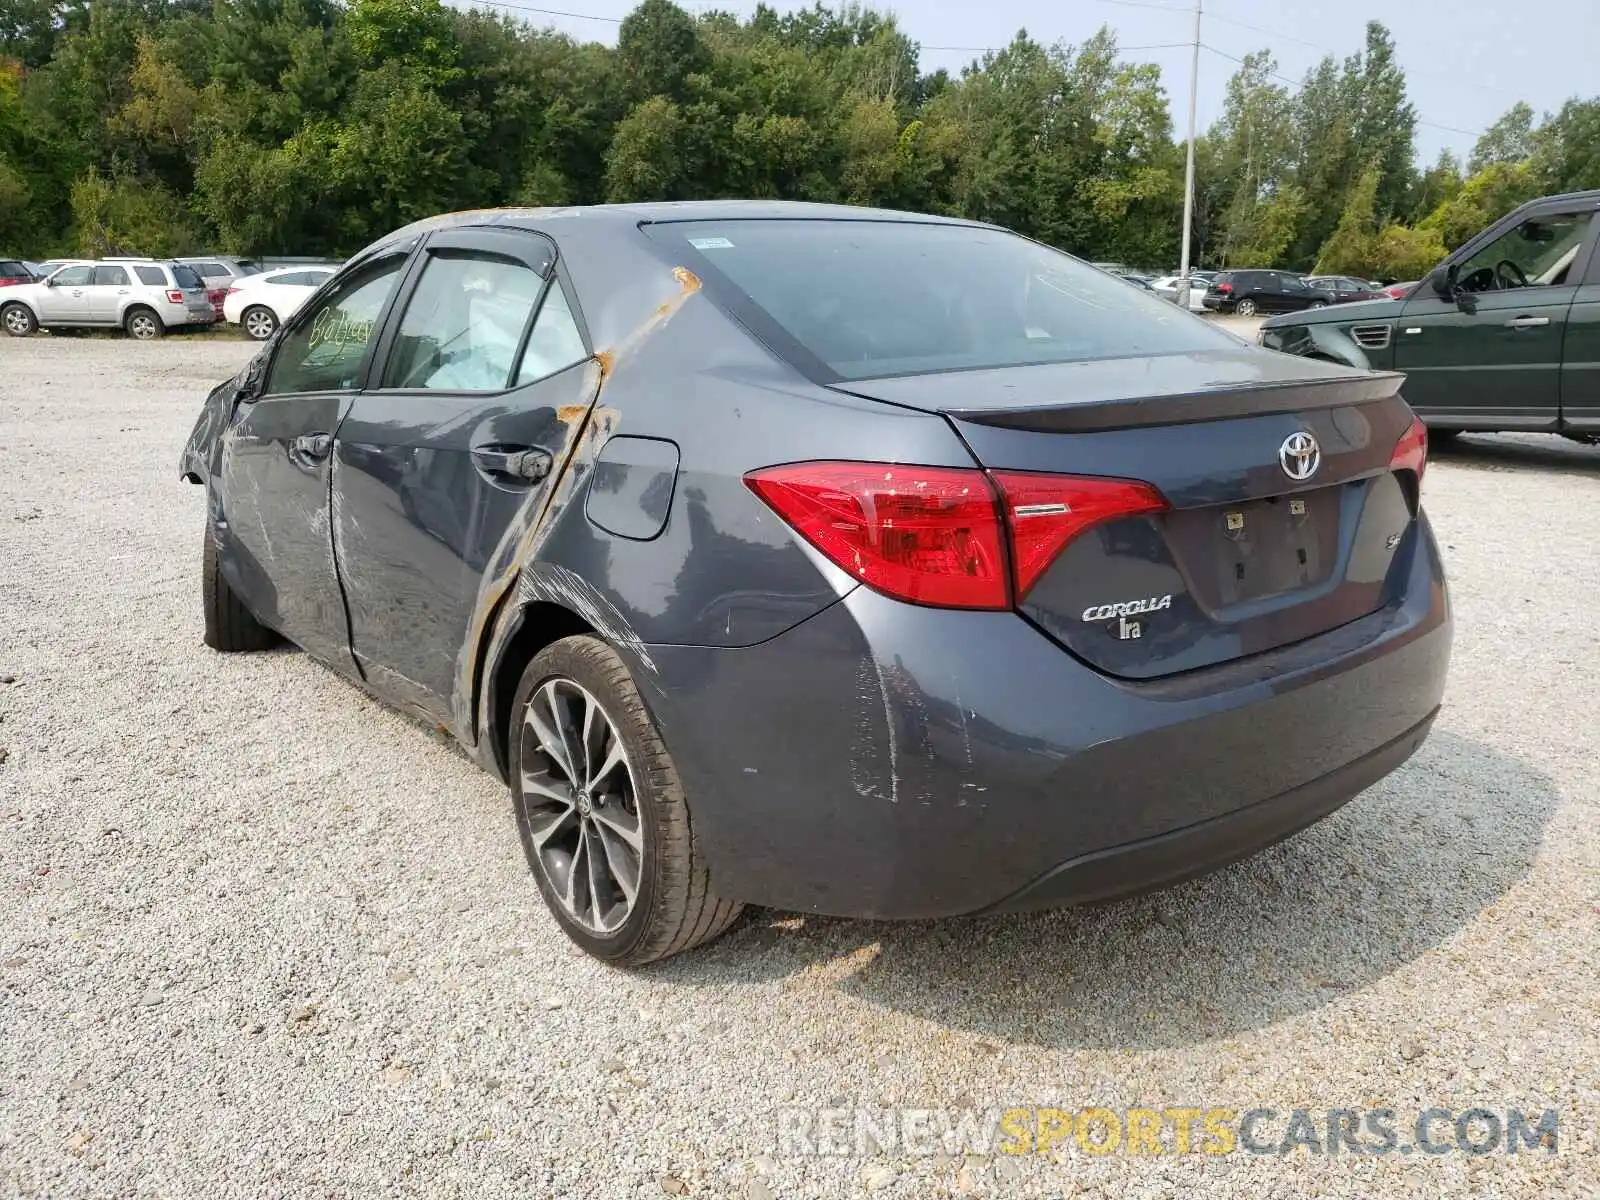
[923,40,1191,55]
[474,0,622,22]
[1199,43,1484,139]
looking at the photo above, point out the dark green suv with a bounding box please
[1258,189,1600,444]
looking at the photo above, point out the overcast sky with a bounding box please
[485,0,1598,165]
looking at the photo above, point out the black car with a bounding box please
[1306,275,1386,304]
[0,258,36,288]
[181,202,1450,965]
[1203,270,1334,316]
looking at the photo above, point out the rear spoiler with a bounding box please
[827,351,1407,434]
[945,372,1407,433]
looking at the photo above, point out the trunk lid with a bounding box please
[830,350,1421,679]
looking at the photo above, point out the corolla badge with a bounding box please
[1279,431,1321,481]
[1081,594,1173,622]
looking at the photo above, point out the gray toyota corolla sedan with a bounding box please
[181,202,1451,965]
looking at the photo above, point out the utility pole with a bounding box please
[1177,0,1202,302]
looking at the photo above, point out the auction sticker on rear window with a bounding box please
[689,236,735,250]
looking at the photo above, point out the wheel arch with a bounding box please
[480,598,598,783]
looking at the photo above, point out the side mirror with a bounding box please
[234,348,271,404]
[42,276,55,287]
[1428,264,1457,299]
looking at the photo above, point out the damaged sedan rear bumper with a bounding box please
[633,514,1451,920]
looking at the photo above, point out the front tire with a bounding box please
[2,303,36,336]
[125,307,163,340]
[202,523,277,651]
[1235,298,1258,317]
[242,305,278,341]
[1308,300,1328,309]
[511,635,743,965]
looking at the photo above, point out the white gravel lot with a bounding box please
[2,332,1599,1199]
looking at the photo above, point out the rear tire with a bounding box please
[125,307,163,340]
[1308,300,1328,309]
[511,635,743,965]
[2,303,36,336]
[1235,298,1258,317]
[242,305,278,341]
[202,523,277,651]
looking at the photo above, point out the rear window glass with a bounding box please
[135,265,166,286]
[171,265,202,289]
[650,220,1235,382]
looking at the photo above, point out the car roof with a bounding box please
[370,200,989,253]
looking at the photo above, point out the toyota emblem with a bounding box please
[1279,431,1321,482]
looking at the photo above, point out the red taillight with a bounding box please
[1390,416,1427,481]
[0,278,18,287]
[166,289,184,303]
[1215,282,1232,294]
[744,462,1170,609]
[992,472,1169,596]
[745,463,1009,609]
[225,286,239,296]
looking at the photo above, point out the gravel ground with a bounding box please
[2,333,1599,1199]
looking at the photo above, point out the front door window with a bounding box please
[1456,211,1593,293]
[264,259,405,395]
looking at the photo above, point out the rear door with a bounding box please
[330,227,597,728]
[214,251,411,666]
[87,264,131,323]
[1393,204,1597,428]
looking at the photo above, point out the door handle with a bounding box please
[291,432,333,461]
[471,445,553,484]
[1504,316,1550,329]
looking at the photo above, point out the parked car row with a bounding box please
[0,255,338,340]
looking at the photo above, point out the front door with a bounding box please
[1394,207,1597,429]
[37,265,91,323]
[1560,229,1600,433]
[86,264,132,323]
[214,253,410,666]
[331,229,597,730]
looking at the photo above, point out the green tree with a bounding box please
[1314,165,1379,274]
[604,95,693,201]
[1469,101,1534,173]
[617,0,706,102]
[1529,98,1600,193]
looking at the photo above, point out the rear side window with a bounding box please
[0,260,24,275]
[191,262,225,278]
[134,265,167,286]
[171,265,203,289]
[648,220,1233,381]
[92,266,129,286]
[236,260,262,275]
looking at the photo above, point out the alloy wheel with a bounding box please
[519,677,644,935]
[128,313,159,340]
[244,308,277,340]
[1236,299,1257,317]
[3,307,32,335]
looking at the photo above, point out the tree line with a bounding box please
[0,0,1595,277]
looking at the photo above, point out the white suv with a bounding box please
[1,259,216,339]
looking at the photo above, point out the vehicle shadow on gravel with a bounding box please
[1430,432,1600,477]
[664,729,1559,1051]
